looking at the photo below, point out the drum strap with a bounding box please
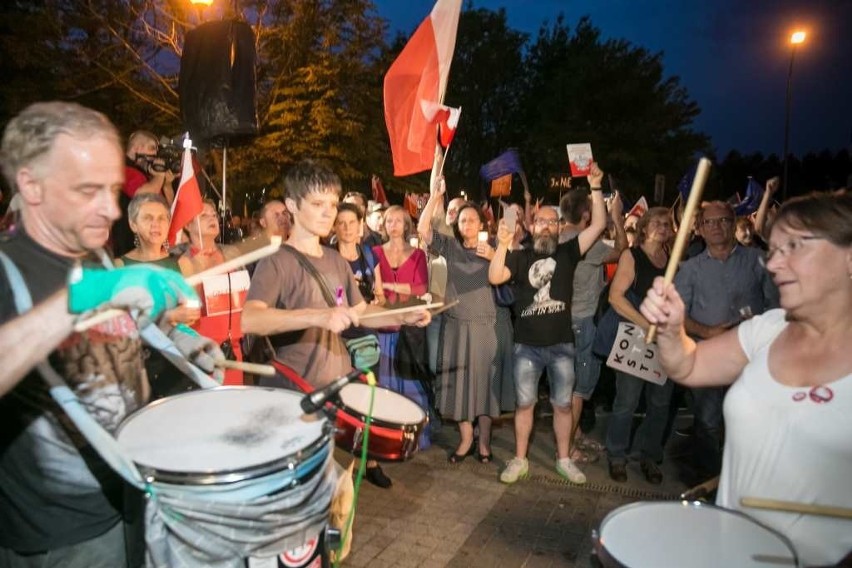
[0,251,145,488]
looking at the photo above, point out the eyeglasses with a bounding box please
[701,217,734,228]
[534,218,559,227]
[767,235,822,263]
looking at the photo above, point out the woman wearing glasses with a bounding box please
[604,207,675,484]
[418,181,514,464]
[641,192,852,567]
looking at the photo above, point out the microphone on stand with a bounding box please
[300,370,363,414]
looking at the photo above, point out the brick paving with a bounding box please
[340,412,692,567]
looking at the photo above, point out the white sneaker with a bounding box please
[500,457,529,484]
[556,457,587,484]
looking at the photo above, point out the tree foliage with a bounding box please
[1,2,744,209]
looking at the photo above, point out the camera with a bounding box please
[135,137,182,175]
[152,142,182,175]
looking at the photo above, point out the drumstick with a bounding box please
[428,299,460,316]
[214,359,276,377]
[358,302,444,321]
[646,157,711,344]
[740,497,852,520]
[73,236,282,333]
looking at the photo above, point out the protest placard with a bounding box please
[566,143,594,177]
[606,322,667,385]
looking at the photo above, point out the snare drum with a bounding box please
[335,382,427,462]
[593,501,799,567]
[116,387,333,501]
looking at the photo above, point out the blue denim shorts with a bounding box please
[513,342,576,407]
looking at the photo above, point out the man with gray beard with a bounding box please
[489,164,607,485]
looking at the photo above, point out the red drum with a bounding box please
[335,382,427,461]
[272,361,427,462]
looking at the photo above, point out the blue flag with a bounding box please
[676,163,698,200]
[480,149,524,182]
[734,178,764,216]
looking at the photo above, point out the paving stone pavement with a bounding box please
[339,411,693,568]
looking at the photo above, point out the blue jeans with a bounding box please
[606,370,674,463]
[571,316,602,400]
[513,343,576,407]
[692,386,725,475]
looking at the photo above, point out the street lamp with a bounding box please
[782,30,806,202]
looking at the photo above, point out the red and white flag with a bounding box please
[168,143,204,246]
[422,101,461,148]
[371,175,389,207]
[626,196,649,219]
[383,0,462,176]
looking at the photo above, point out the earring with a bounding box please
[133,233,140,249]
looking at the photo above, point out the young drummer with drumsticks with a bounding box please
[242,160,431,488]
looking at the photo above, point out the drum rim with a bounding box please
[337,383,428,430]
[117,386,333,485]
[593,500,799,567]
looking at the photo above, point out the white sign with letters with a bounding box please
[606,322,667,385]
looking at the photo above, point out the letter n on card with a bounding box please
[606,322,667,385]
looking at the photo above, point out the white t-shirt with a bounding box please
[716,309,852,566]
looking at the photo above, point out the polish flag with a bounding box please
[383,0,462,176]
[168,142,204,246]
[371,175,389,207]
[626,196,649,219]
[422,101,461,148]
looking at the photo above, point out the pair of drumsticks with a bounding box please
[74,236,455,378]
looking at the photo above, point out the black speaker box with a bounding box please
[179,20,258,145]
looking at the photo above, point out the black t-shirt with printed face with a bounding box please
[505,237,582,346]
[0,228,146,553]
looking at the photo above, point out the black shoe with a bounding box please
[365,465,392,489]
[609,462,627,483]
[640,459,663,485]
[448,442,476,464]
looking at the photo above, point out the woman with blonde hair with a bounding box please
[605,207,674,484]
[373,205,432,448]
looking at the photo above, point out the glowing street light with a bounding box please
[782,30,807,201]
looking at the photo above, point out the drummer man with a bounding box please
[0,102,218,566]
[242,159,431,489]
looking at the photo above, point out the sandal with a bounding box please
[475,452,492,464]
[570,448,600,464]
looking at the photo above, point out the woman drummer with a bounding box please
[640,191,852,566]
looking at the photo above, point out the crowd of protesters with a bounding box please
[1,99,849,567]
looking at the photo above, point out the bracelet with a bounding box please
[590,187,602,192]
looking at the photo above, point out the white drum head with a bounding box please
[116,387,327,482]
[598,501,797,567]
[339,383,426,425]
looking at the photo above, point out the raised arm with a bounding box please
[602,191,628,263]
[640,277,747,387]
[577,162,607,255]
[754,176,779,239]
[418,177,446,246]
[488,219,513,285]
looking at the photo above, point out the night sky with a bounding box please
[373,0,852,158]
